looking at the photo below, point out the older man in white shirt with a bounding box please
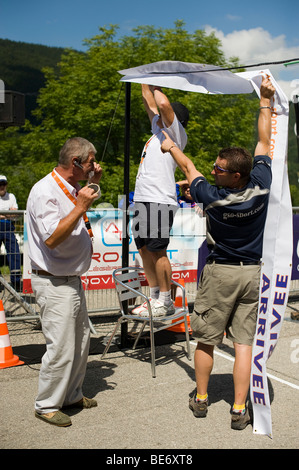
[26,137,102,427]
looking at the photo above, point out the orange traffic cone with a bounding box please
[168,279,192,333]
[0,300,24,369]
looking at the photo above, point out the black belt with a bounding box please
[207,259,260,266]
[32,269,53,276]
[32,270,78,277]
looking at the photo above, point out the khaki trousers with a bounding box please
[31,273,90,413]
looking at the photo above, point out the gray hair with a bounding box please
[59,137,97,166]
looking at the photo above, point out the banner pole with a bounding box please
[121,82,131,347]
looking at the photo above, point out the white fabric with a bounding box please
[237,70,292,438]
[134,114,187,205]
[0,192,18,210]
[119,61,253,94]
[26,169,92,276]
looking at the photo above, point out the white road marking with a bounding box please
[190,341,299,391]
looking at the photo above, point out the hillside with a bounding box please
[0,38,67,120]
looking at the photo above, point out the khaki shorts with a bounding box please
[191,262,261,346]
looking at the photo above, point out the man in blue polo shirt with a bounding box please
[161,76,275,431]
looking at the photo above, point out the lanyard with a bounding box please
[51,170,93,238]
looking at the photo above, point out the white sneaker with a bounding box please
[151,300,175,317]
[131,298,156,315]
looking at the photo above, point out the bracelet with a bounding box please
[168,145,176,152]
[259,106,271,110]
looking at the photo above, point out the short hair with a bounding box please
[171,102,189,128]
[218,147,252,178]
[59,137,97,166]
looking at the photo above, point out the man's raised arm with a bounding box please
[254,76,276,157]
[161,130,202,185]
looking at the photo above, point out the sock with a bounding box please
[196,393,208,402]
[150,286,159,299]
[158,290,172,305]
[232,403,246,414]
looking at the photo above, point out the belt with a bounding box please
[32,269,53,276]
[207,259,260,266]
[32,269,78,277]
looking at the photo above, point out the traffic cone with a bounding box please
[0,300,24,369]
[168,279,192,333]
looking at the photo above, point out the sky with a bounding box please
[0,0,299,100]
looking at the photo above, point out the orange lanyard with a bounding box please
[51,170,93,238]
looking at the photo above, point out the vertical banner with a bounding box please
[238,70,292,437]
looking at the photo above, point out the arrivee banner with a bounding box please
[238,70,292,438]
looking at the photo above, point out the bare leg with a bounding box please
[194,342,214,395]
[139,246,172,292]
[149,249,172,292]
[233,343,252,405]
[138,246,158,288]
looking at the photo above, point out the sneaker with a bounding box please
[231,407,251,430]
[189,394,208,418]
[151,300,175,317]
[131,298,156,315]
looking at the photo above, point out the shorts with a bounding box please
[132,202,177,252]
[191,262,261,346]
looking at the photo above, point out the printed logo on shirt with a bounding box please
[223,202,265,220]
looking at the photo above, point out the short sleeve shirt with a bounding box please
[190,155,272,262]
[134,114,187,206]
[26,170,92,276]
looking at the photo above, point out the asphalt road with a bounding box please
[1,299,298,456]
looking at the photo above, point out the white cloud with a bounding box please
[204,25,299,99]
[205,25,298,64]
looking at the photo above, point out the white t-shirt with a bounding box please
[134,114,187,206]
[0,192,18,210]
[26,170,92,276]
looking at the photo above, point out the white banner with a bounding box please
[119,61,253,95]
[238,70,292,438]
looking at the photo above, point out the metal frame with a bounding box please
[101,266,191,377]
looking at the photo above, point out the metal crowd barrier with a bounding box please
[0,210,37,320]
[0,210,123,325]
[0,209,298,329]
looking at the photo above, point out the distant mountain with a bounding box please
[0,38,69,120]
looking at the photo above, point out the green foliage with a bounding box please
[290,185,299,207]
[0,22,265,208]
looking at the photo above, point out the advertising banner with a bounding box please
[23,207,205,293]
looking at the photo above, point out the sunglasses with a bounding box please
[213,163,236,174]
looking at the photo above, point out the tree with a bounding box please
[0,21,258,208]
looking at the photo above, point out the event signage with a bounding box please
[23,207,205,292]
[238,70,292,438]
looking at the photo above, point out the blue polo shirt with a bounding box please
[190,155,272,263]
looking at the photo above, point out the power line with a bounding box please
[148,58,299,74]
